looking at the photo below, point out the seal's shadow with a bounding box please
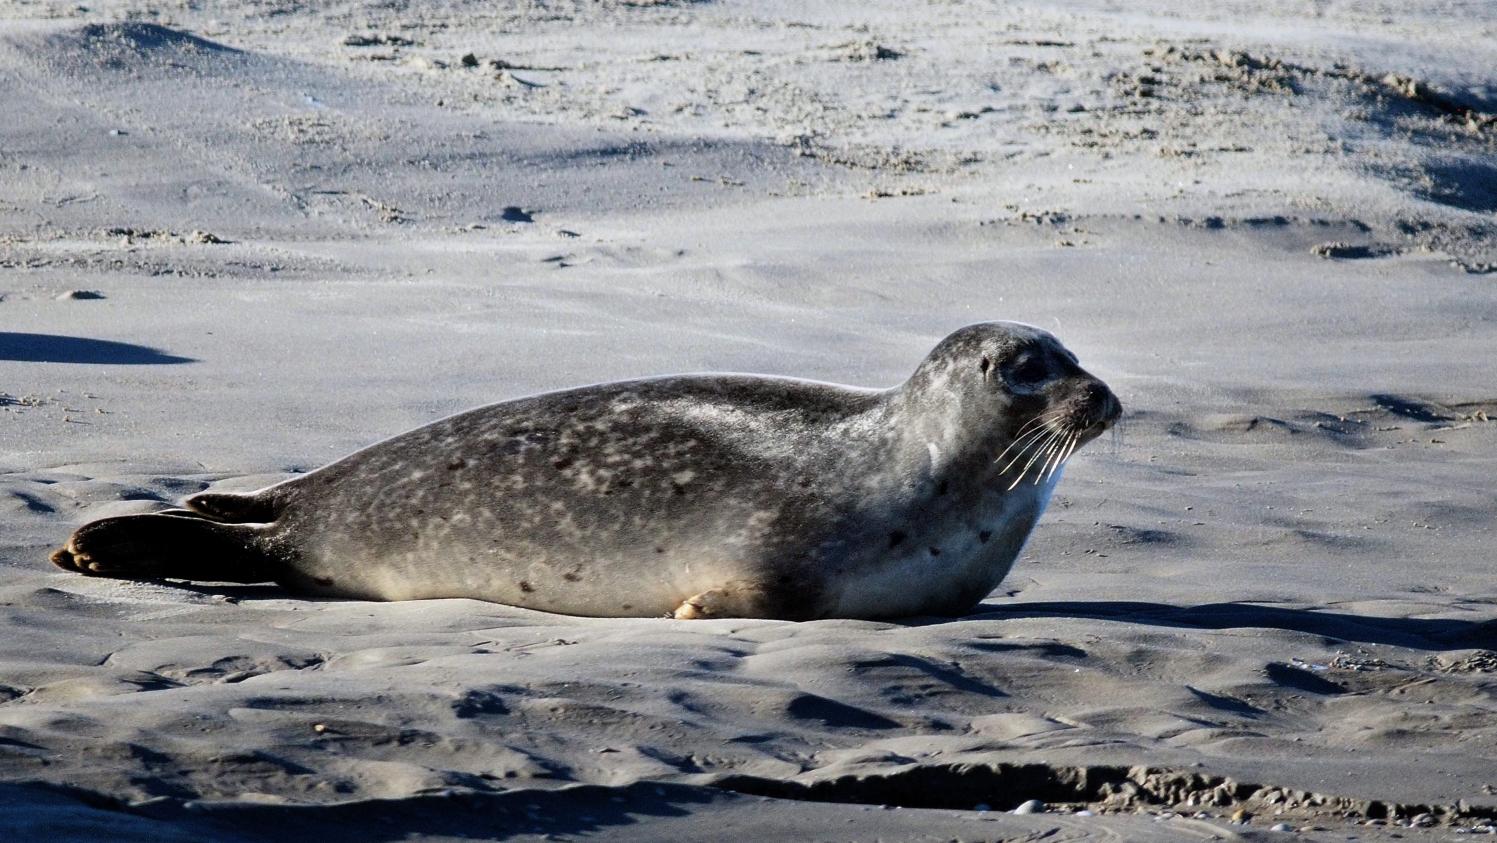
[164,584,1496,651]
[953,600,1496,651]
[164,582,346,603]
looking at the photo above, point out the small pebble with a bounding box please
[1270,822,1293,832]
[56,290,105,300]
[1013,799,1044,815]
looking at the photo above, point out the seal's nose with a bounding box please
[1087,382,1122,430]
[1101,386,1122,428]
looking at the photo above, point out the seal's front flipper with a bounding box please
[50,513,278,583]
[672,581,775,620]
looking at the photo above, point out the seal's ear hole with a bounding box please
[979,356,992,380]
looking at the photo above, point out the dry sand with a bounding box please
[1,0,1495,840]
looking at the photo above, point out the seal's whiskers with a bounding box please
[995,423,1058,476]
[1040,432,1079,483]
[1047,433,1080,481]
[1009,409,1067,440]
[993,410,1067,468]
[1008,427,1067,490]
[1034,436,1066,485]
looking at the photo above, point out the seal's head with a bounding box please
[908,322,1121,486]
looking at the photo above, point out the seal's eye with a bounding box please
[1008,355,1047,385]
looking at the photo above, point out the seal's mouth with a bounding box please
[994,382,1121,489]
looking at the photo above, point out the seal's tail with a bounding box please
[49,513,280,583]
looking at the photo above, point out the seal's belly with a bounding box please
[288,517,752,617]
[829,477,1055,618]
[828,532,1024,619]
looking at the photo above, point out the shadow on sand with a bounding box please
[145,581,1495,651]
[0,333,194,365]
[961,600,1496,651]
[0,779,718,843]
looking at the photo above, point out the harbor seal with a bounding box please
[50,322,1120,620]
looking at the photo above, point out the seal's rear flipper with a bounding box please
[184,490,280,523]
[50,514,278,583]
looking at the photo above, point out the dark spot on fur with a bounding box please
[519,580,534,593]
[888,531,906,548]
[978,530,992,544]
[616,478,633,488]
[672,483,687,495]
[979,355,993,378]
[447,458,467,470]
[552,457,573,470]
[563,572,581,582]
[313,576,334,587]
[936,480,949,496]
[655,547,666,554]
[928,546,941,557]
[621,604,633,610]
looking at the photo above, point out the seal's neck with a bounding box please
[873,374,1009,488]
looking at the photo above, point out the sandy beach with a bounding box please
[2,1,1495,839]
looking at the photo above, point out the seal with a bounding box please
[50,322,1120,620]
